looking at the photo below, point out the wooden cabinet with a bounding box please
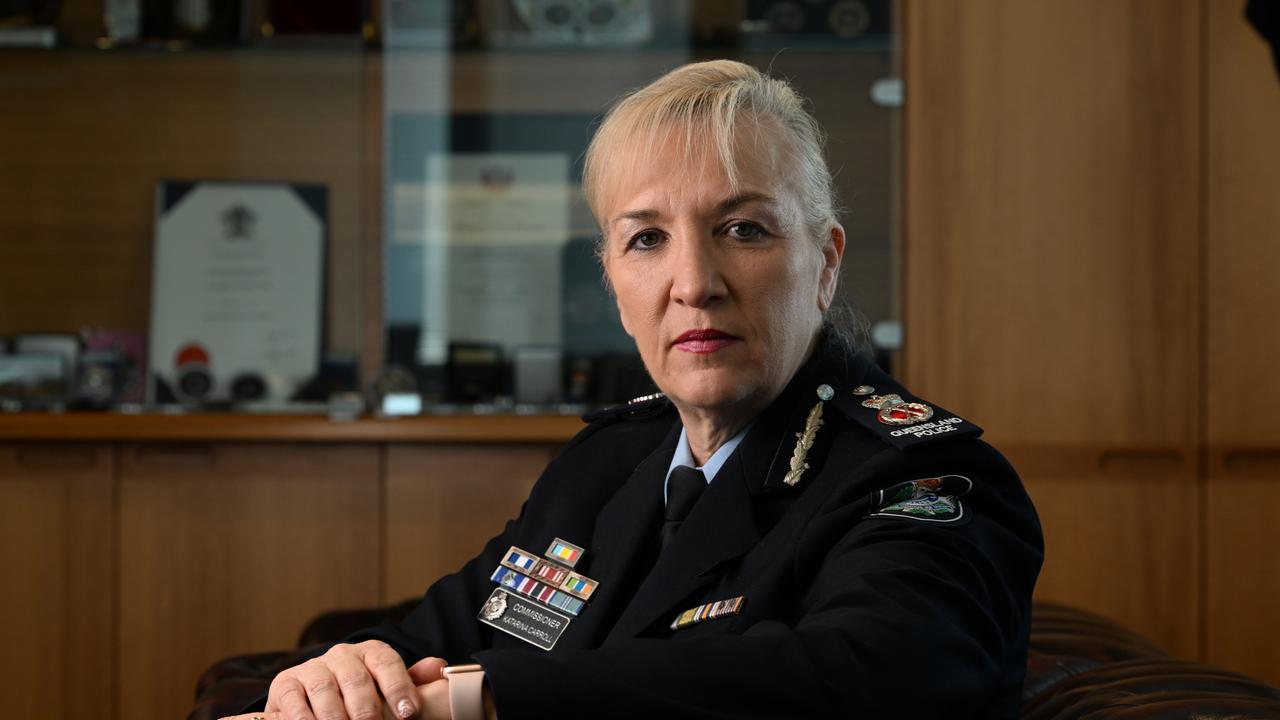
[0,444,114,718]
[0,415,574,720]
[1206,458,1280,685]
[903,0,1203,659]
[1204,0,1280,687]
[1009,454,1199,659]
[117,443,381,719]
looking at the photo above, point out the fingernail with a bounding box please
[398,699,415,718]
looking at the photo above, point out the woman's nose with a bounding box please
[669,234,728,308]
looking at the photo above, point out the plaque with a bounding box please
[417,152,570,364]
[149,181,326,405]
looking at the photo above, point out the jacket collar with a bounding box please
[746,334,873,495]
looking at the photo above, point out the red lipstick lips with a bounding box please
[673,328,739,354]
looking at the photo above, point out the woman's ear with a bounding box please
[817,223,846,312]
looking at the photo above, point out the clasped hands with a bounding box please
[219,640,453,720]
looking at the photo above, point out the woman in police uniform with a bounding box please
[224,60,1042,720]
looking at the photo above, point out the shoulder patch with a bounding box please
[830,387,982,451]
[581,392,671,424]
[867,474,973,524]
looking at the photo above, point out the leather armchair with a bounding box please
[189,601,1280,720]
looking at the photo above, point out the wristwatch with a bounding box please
[443,663,489,720]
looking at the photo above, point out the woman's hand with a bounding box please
[242,641,446,720]
[218,656,453,720]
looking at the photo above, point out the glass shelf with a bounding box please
[0,0,900,415]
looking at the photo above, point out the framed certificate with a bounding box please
[148,180,326,405]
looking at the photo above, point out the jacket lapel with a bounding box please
[606,445,761,640]
[553,420,678,650]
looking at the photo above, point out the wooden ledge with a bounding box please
[0,412,586,443]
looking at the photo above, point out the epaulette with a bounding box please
[828,383,983,452]
[581,392,672,424]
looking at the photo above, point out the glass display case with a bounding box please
[0,0,900,416]
[381,1,901,412]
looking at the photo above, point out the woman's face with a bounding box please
[599,127,844,418]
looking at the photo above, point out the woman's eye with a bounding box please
[628,231,662,250]
[726,222,763,240]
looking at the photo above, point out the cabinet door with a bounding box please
[117,443,380,720]
[1011,449,1199,658]
[904,0,1202,657]
[0,444,113,718]
[1205,0,1280,686]
[384,445,555,604]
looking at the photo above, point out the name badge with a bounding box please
[477,588,573,651]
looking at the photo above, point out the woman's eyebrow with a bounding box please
[610,208,661,228]
[610,192,777,228]
[717,192,777,213]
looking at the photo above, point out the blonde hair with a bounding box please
[583,59,838,245]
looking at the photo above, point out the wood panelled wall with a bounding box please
[905,0,1280,684]
[1204,0,1280,684]
[0,441,554,720]
[0,445,113,718]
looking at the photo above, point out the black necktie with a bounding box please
[661,466,707,551]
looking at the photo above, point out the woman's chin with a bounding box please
[663,370,760,415]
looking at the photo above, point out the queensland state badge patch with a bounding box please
[868,474,973,523]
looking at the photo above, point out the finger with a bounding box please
[218,714,285,720]
[358,641,419,720]
[294,658,349,720]
[407,657,448,685]
[326,645,386,720]
[269,673,316,720]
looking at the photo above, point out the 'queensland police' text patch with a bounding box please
[867,475,973,524]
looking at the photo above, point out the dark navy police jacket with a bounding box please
[259,340,1043,719]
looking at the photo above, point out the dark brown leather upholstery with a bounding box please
[188,599,422,720]
[189,601,1280,719]
[1022,602,1280,719]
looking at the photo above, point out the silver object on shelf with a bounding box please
[870,78,903,108]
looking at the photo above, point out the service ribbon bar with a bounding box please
[502,546,562,581]
[545,538,584,568]
[532,560,568,585]
[490,566,586,617]
[502,546,540,573]
[559,571,598,601]
[670,596,746,631]
[501,546,598,600]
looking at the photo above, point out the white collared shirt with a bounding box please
[663,424,751,505]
